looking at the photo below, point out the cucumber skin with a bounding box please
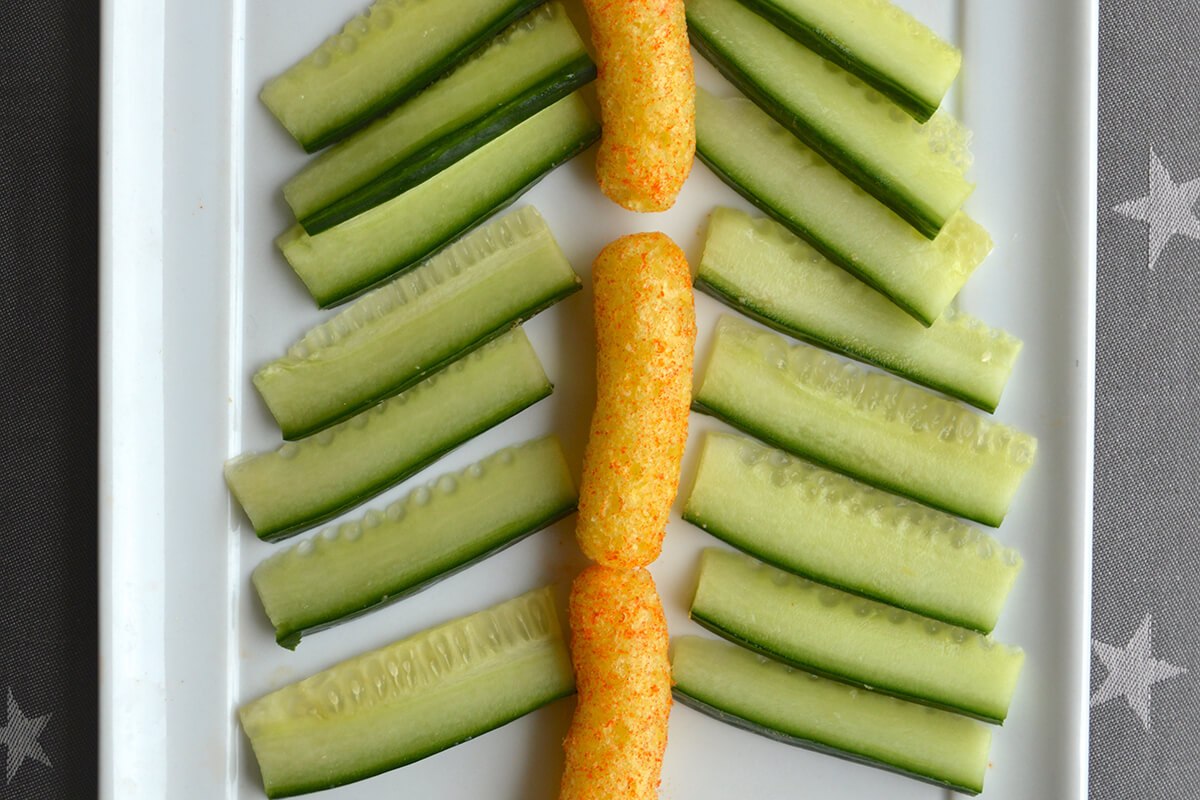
[687,25,943,239]
[691,397,1007,527]
[254,384,552,542]
[693,148,935,326]
[689,610,1006,724]
[299,57,598,234]
[266,688,575,798]
[292,0,546,153]
[272,503,577,649]
[693,275,997,412]
[298,125,601,308]
[672,690,981,794]
[734,0,939,123]
[681,510,991,633]
[271,284,580,441]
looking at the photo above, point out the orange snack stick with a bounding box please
[560,565,672,800]
[583,0,695,211]
[577,233,696,568]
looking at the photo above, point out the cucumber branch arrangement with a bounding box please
[225,0,1035,796]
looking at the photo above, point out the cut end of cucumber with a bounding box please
[844,0,963,112]
[925,111,973,172]
[932,210,995,290]
[259,0,433,149]
[240,585,575,797]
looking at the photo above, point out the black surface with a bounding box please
[0,1,99,798]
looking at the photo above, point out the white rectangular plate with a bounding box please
[100,1,1096,797]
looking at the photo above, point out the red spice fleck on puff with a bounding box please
[576,233,696,569]
[582,0,695,211]
[559,566,672,800]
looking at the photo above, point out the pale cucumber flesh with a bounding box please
[280,91,600,307]
[694,88,991,325]
[240,586,575,798]
[693,316,1036,526]
[288,3,595,233]
[691,548,1026,722]
[684,432,1022,632]
[686,0,973,237]
[260,0,543,151]
[226,328,552,541]
[671,636,991,794]
[698,206,1021,412]
[254,436,578,649]
[255,206,580,440]
[736,0,961,122]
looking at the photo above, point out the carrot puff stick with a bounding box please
[560,565,672,800]
[576,233,696,569]
[582,0,696,211]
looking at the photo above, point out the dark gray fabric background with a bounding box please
[0,0,1191,797]
[1092,1,1200,799]
[0,1,99,799]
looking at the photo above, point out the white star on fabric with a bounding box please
[1113,149,1200,270]
[0,688,51,783]
[1090,613,1187,732]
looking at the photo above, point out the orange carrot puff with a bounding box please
[560,565,672,800]
[576,233,696,569]
[582,0,695,211]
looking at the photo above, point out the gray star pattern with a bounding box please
[1113,149,1200,270]
[0,688,51,784]
[1091,614,1187,732]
